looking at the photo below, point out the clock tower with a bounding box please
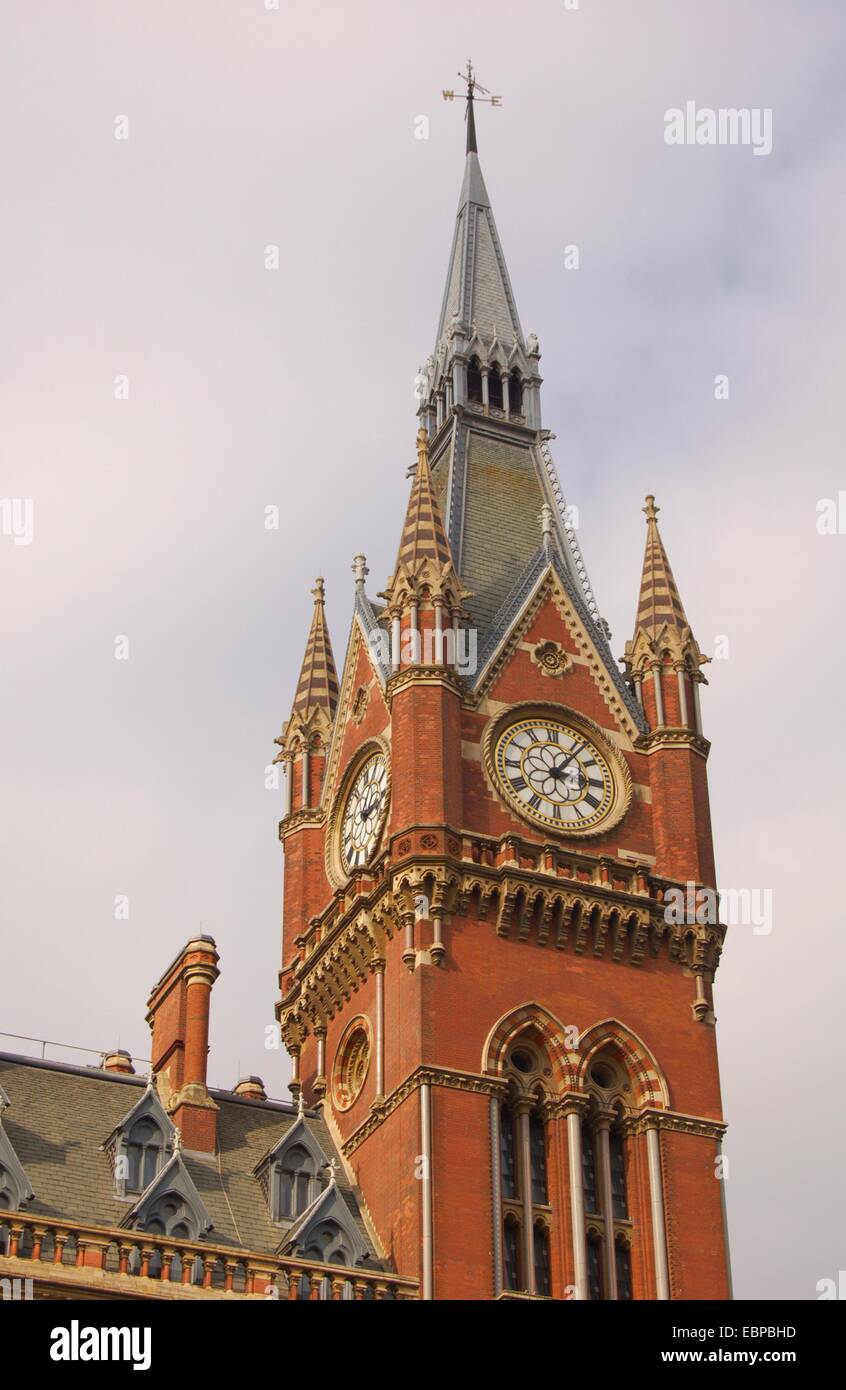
[274,77,731,1302]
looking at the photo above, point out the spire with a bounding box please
[291,578,339,722]
[635,496,691,638]
[431,66,520,363]
[623,495,707,696]
[275,578,339,765]
[394,427,454,576]
[380,427,468,618]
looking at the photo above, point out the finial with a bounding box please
[172,1126,183,1154]
[643,495,660,523]
[297,1089,305,1118]
[539,502,554,544]
[325,1157,340,1187]
[442,61,502,156]
[352,554,369,592]
[311,577,326,605]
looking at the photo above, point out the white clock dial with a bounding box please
[340,753,389,873]
[493,718,615,832]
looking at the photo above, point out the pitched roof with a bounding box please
[634,495,690,637]
[0,1054,378,1260]
[291,578,339,721]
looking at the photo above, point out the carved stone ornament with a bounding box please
[531,639,570,679]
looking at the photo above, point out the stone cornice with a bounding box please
[386,664,468,704]
[278,807,326,841]
[278,834,725,1033]
[622,1107,727,1141]
[636,727,711,758]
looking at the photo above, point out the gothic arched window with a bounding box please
[488,364,503,409]
[581,1053,633,1299]
[533,1221,551,1297]
[503,1215,521,1292]
[497,1037,554,1297]
[467,356,483,403]
[509,370,523,416]
[302,1220,351,1266]
[126,1117,164,1194]
[276,1144,317,1221]
[615,1235,633,1301]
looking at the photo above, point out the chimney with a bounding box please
[102,1049,135,1075]
[146,936,220,1152]
[233,1076,267,1102]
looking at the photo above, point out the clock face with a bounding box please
[340,753,389,874]
[492,717,617,833]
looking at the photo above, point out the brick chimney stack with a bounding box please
[146,935,220,1152]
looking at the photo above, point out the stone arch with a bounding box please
[482,1002,579,1091]
[576,1018,670,1110]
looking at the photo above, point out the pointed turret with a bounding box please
[380,427,469,670]
[275,578,339,810]
[623,496,708,731]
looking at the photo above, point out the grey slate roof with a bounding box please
[0,1053,378,1261]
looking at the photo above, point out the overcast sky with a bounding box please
[1,1,844,1300]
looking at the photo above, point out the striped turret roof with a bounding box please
[394,428,455,576]
[634,496,689,636]
[291,578,339,720]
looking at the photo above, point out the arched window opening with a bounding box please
[126,1118,164,1194]
[488,365,503,409]
[303,1220,351,1267]
[503,1217,521,1292]
[609,1126,628,1220]
[496,1033,555,1296]
[580,1049,637,1300]
[509,371,523,416]
[500,1102,518,1201]
[529,1112,547,1204]
[615,1238,633,1301]
[581,1120,599,1214]
[143,1193,197,1242]
[533,1222,551,1297]
[277,1143,317,1221]
[467,356,483,403]
[587,1233,604,1302]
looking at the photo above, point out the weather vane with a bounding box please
[443,61,501,153]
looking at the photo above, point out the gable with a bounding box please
[277,1179,369,1266]
[121,1150,212,1240]
[321,615,391,812]
[477,566,644,746]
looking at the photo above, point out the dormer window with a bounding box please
[257,1113,331,1226]
[103,1080,174,1200]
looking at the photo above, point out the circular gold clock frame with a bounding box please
[482,703,632,838]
